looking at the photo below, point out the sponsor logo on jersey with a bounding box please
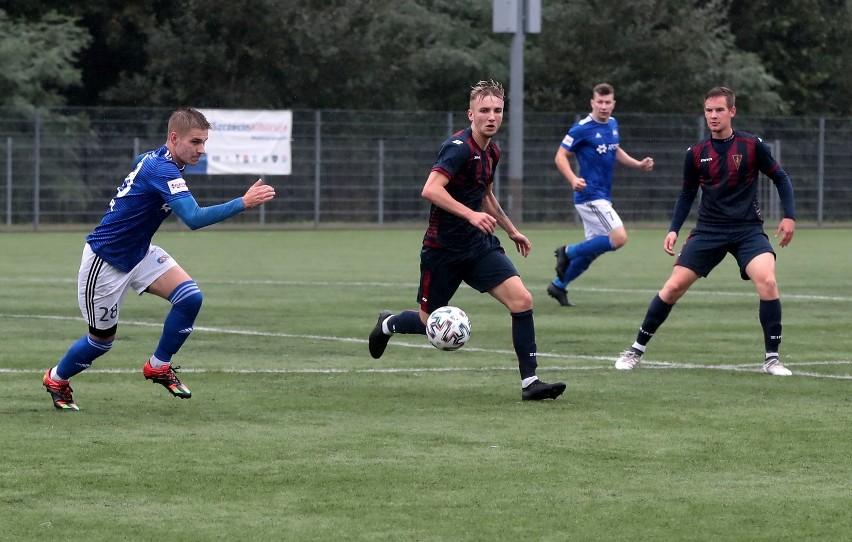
[157,254,172,264]
[561,135,573,147]
[168,179,188,194]
[700,157,713,163]
[452,139,464,145]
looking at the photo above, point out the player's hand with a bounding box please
[571,177,587,191]
[663,231,678,256]
[639,157,654,171]
[508,231,532,257]
[242,179,276,209]
[469,211,497,235]
[775,218,795,247]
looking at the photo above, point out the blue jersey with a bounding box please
[86,146,192,272]
[423,127,500,253]
[560,114,620,204]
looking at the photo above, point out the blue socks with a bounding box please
[153,280,203,363]
[553,255,594,289]
[567,235,614,260]
[55,335,113,380]
[552,236,614,289]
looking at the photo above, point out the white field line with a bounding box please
[1,276,849,302]
[1,313,850,380]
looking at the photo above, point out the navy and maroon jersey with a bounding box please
[669,130,795,233]
[422,127,500,252]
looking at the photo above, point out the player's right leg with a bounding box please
[369,247,455,359]
[44,244,127,410]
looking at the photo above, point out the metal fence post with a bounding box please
[314,110,321,227]
[6,137,11,225]
[817,117,825,226]
[33,108,41,231]
[378,139,385,225]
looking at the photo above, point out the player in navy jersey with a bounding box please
[368,80,566,401]
[614,87,796,376]
[42,107,276,410]
[547,83,654,307]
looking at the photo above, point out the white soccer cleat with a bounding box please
[762,357,792,376]
[614,349,643,370]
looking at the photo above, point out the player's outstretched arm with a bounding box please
[169,179,275,230]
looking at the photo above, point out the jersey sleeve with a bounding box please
[431,138,470,179]
[561,123,584,152]
[169,194,246,230]
[756,140,796,220]
[668,148,701,233]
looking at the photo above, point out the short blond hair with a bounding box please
[469,80,505,103]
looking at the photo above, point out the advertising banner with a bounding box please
[186,109,292,175]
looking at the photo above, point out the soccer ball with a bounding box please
[426,306,471,351]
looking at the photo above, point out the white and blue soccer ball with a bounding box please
[426,306,471,351]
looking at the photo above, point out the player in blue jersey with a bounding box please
[368,80,566,401]
[42,107,276,410]
[547,83,655,307]
[614,87,796,376]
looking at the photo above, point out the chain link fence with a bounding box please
[1,106,850,229]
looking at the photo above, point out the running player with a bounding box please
[368,80,566,401]
[43,107,276,410]
[548,83,655,307]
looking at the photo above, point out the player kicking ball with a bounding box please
[43,107,275,410]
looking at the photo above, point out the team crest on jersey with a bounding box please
[732,154,743,169]
[168,179,188,194]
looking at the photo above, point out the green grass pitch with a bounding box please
[1,227,849,541]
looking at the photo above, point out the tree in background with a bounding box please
[526,0,786,114]
[1,0,849,115]
[728,0,852,115]
[0,9,90,107]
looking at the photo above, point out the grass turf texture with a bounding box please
[1,228,850,541]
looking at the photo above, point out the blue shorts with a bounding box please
[418,238,519,313]
[675,225,775,280]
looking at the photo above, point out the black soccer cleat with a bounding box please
[369,310,394,359]
[554,246,571,282]
[546,282,575,307]
[522,379,567,401]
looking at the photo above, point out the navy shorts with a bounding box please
[417,238,519,313]
[675,225,775,280]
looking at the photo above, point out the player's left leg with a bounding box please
[488,267,565,401]
[137,248,199,397]
[743,250,791,376]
